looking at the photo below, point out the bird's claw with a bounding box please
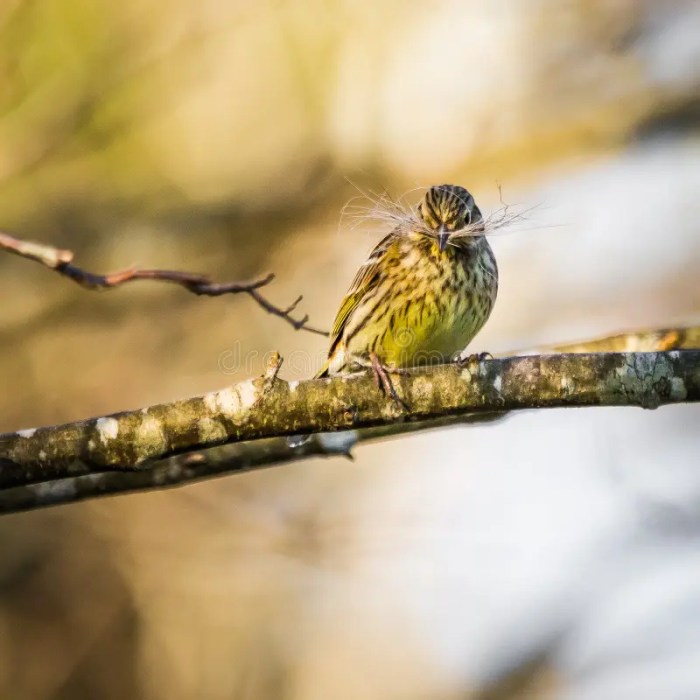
[455,351,493,370]
[369,353,409,410]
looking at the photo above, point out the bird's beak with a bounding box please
[437,226,449,252]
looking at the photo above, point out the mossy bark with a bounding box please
[1,351,698,495]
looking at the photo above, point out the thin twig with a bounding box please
[0,230,328,336]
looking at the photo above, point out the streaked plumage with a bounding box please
[318,184,498,378]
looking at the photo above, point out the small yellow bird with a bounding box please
[317,184,498,395]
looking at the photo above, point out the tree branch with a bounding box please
[1,349,698,476]
[1,326,698,514]
[0,413,506,514]
[548,325,700,353]
[0,230,327,335]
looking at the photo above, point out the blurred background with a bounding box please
[1,0,700,698]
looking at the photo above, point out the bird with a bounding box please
[316,184,498,398]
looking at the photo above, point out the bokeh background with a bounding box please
[1,1,700,698]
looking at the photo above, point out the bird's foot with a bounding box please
[455,351,493,371]
[367,353,409,410]
[344,353,409,408]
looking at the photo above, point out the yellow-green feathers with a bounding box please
[318,185,498,377]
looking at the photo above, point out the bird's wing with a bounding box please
[327,233,397,353]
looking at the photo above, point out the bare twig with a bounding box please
[0,230,328,336]
[0,230,74,267]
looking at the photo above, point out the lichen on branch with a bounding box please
[1,350,698,494]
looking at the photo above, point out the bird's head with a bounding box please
[417,184,483,251]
